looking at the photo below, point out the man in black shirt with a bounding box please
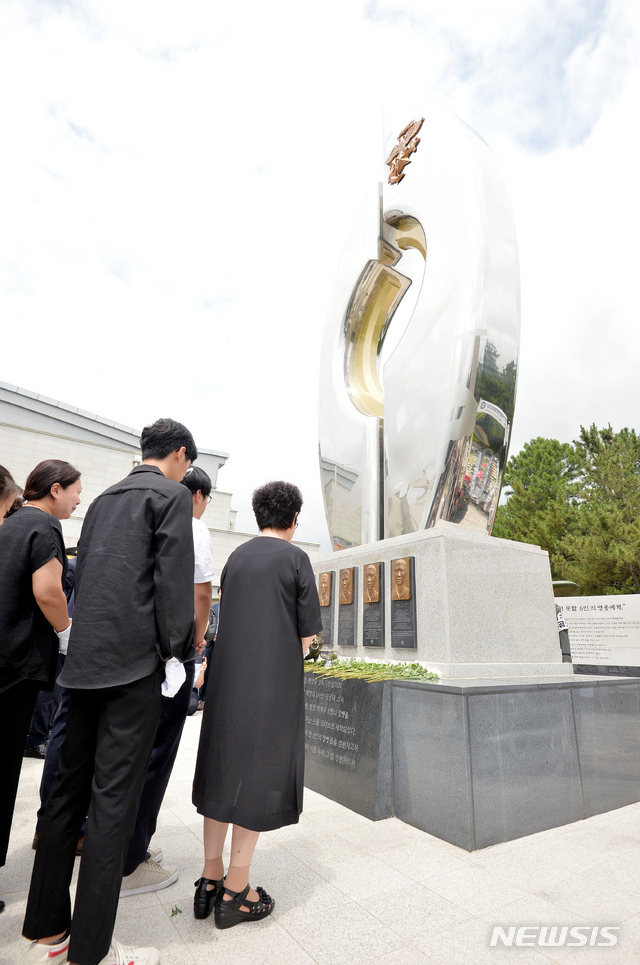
[23,419,198,965]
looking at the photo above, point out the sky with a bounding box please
[1,0,639,550]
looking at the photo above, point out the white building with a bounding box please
[0,381,319,591]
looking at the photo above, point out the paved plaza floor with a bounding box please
[4,713,640,964]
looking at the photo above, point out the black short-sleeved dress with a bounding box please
[0,507,67,864]
[192,536,322,832]
[0,507,67,694]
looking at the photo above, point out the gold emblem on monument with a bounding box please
[385,118,424,185]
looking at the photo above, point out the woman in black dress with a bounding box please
[192,481,322,929]
[0,460,82,881]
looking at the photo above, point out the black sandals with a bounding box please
[214,883,275,929]
[193,877,224,919]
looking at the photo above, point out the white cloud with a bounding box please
[1,0,639,547]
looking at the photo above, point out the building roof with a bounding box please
[0,380,229,479]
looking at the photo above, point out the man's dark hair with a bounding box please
[140,418,198,463]
[181,466,212,498]
[252,480,302,532]
[23,460,81,502]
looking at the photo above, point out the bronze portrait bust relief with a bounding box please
[339,568,353,605]
[391,558,411,601]
[318,571,332,607]
[363,563,380,604]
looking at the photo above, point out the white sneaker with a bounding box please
[24,933,70,963]
[120,858,178,897]
[97,940,160,965]
[147,846,163,864]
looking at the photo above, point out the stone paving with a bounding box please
[4,714,640,964]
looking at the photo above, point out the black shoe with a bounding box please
[24,743,48,759]
[193,877,223,919]
[214,883,275,929]
[0,899,5,913]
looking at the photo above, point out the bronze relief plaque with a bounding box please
[338,567,357,648]
[391,556,416,649]
[319,571,332,607]
[339,567,354,605]
[363,561,385,648]
[318,571,335,648]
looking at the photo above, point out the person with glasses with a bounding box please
[192,480,322,928]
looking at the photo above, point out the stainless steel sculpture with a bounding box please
[319,106,520,549]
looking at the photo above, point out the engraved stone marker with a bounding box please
[391,556,416,649]
[338,567,357,647]
[363,562,385,648]
[563,595,640,676]
[304,671,392,820]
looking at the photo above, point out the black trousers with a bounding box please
[23,669,163,965]
[25,680,62,748]
[0,679,41,866]
[123,668,192,876]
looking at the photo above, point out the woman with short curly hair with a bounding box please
[192,480,322,929]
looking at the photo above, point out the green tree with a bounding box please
[564,425,640,594]
[492,437,581,577]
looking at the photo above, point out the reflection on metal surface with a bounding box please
[339,567,354,605]
[319,105,520,548]
[385,118,424,185]
[391,558,411,601]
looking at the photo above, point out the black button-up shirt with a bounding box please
[59,464,196,690]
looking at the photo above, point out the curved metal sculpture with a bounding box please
[319,106,520,549]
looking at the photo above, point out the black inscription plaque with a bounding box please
[304,671,392,820]
[391,556,417,649]
[318,571,335,649]
[338,568,357,647]
[363,561,385,648]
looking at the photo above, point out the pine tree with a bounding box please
[564,425,640,594]
[492,437,581,577]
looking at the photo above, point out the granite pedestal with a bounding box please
[304,671,640,850]
[304,672,391,821]
[312,525,572,677]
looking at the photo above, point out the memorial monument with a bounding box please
[316,103,565,677]
[305,105,640,849]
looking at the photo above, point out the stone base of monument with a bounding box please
[304,671,640,850]
[312,525,573,678]
[304,674,392,821]
[306,527,640,849]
